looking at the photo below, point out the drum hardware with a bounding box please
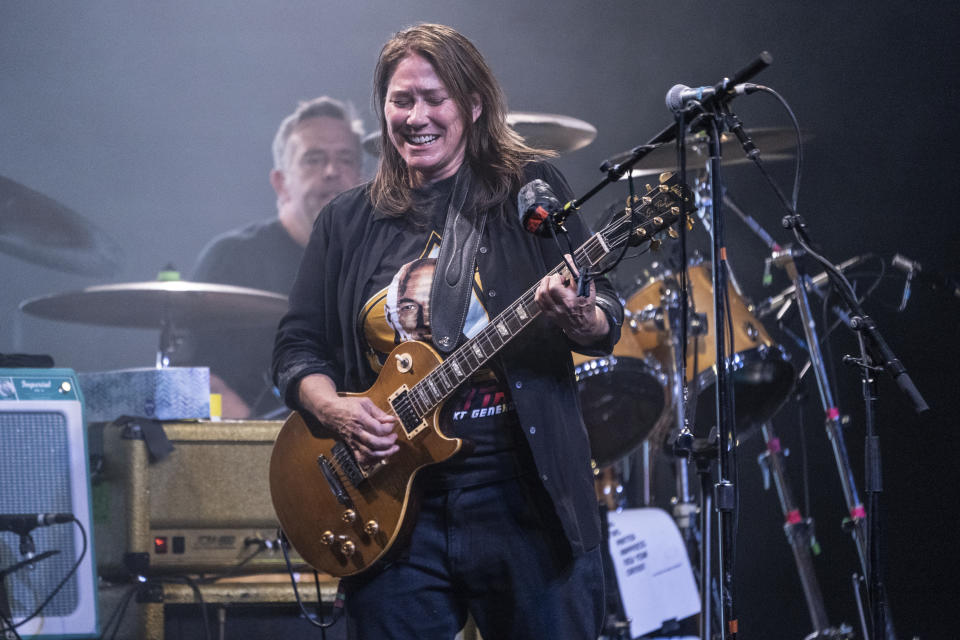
[756,423,853,639]
[625,261,796,439]
[21,280,287,368]
[755,254,870,319]
[767,245,907,640]
[363,111,597,156]
[0,175,124,276]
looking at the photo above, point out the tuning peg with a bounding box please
[650,237,662,251]
[667,227,679,239]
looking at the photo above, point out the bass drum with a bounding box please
[627,261,796,437]
[572,332,672,468]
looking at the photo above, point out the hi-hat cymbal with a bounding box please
[608,127,801,177]
[21,281,288,329]
[362,111,597,156]
[0,175,124,276]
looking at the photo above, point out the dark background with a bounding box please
[1,2,957,638]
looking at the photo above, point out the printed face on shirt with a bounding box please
[387,258,435,342]
[384,53,481,187]
[275,115,362,226]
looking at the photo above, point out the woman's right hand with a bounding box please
[298,373,399,466]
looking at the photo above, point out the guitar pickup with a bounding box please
[317,453,353,507]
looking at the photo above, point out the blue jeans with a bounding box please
[343,474,605,639]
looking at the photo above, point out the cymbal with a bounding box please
[608,127,800,177]
[21,280,288,329]
[507,112,597,153]
[619,153,794,178]
[362,111,597,156]
[0,175,123,276]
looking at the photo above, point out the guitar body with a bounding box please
[269,340,463,577]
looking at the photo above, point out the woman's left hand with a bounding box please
[534,256,609,346]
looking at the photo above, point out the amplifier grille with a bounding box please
[0,411,79,616]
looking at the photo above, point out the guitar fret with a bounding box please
[481,328,501,352]
[506,307,525,332]
[437,363,456,389]
[427,377,442,401]
[471,342,485,361]
[409,387,427,415]
[450,358,464,378]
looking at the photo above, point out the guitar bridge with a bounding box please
[331,441,367,487]
[317,453,353,506]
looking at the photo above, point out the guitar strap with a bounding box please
[429,166,488,355]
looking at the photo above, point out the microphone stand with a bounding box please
[563,54,771,640]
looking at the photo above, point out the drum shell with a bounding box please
[625,263,779,383]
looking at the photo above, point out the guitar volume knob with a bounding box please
[364,520,380,535]
[340,539,356,557]
[342,509,357,523]
[320,531,335,546]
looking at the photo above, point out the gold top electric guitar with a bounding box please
[269,172,688,577]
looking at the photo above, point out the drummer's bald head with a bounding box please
[272,97,364,171]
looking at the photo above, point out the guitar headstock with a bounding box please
[623,172,693,247]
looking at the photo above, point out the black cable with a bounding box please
[0,610,24,640]
[106,585,139,640]
[278,529,341,632]
[98,583,135,639]
[12,517,86,630]
[749,85,804,212]
[195,544,267,584]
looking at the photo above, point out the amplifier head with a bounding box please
[93,419,309,577]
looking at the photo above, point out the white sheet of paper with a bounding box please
[607,507,700,638]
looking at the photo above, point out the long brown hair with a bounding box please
[370,23,554,216]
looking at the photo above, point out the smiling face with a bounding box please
[384,53,481,187]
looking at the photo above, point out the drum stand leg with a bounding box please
[756,423,852,639]
[774,252,896,640]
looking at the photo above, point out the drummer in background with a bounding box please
[175,97,365,418]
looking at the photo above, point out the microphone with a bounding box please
[517,179,561,236]
[0,513,74,535]
[892,253,960,299]
[665,83,758,112]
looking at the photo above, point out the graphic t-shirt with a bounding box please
[357,176,528,488]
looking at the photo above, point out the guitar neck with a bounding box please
[404,202,644,419]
